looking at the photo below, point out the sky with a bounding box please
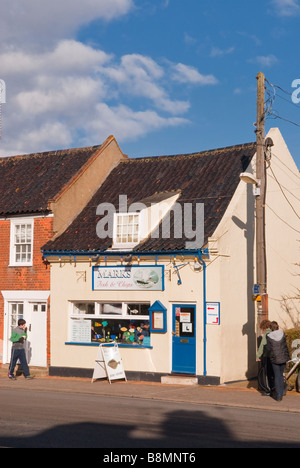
[0,0,300,167]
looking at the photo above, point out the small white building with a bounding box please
[42,128,300,384]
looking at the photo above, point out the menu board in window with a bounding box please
[71,319,91,343]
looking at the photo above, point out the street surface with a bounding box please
[0,380,299,449]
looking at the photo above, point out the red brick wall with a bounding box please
[0,216,53,366]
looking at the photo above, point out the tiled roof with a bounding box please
[0,144,106,216]
[43,141,256,253]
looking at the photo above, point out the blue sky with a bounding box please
[0,0,300,167]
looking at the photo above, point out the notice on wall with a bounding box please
[180,312,191,322]
[70,319,91,343]
[206,302,220,325]
[152,311,164,330]
[92,344,127,384]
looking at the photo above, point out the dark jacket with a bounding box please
[266,330,290,365]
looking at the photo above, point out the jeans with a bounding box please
[271,362,286,398]
[9,348,30,377]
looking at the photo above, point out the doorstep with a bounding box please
[161,375,198,386]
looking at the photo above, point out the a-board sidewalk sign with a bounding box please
[92,343,127,384]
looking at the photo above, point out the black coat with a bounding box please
[266,330,290,365]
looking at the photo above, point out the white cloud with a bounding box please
[0,0,134,49]
[85,103,189,143]
[171,63,218,85]
[0,1,219,156]
[0,38,217,156]
[271,0,300,16]
[250,54,279,67]
[0,122,73,157]
[210,46,235,57]
[0,40,112,78]
[103,55,191,114]
[15,76,104,116]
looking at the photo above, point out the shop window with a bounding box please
[69,301,151,346]
[100,303,123,315]
[73,302,95,315]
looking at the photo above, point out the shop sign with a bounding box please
[92,265,164,291]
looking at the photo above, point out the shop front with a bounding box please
[41,137,268,384]
[44,251,219,384]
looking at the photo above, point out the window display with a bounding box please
[69,302,150,346]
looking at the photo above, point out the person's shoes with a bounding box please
[8,375,16,380]
[25,375,35,379]
[272,393,282,401]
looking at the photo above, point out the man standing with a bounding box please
[266,321,290,401]
[8,319,35,380]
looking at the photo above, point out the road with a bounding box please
[0,387,299,449]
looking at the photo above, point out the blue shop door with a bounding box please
[172,305,196,374]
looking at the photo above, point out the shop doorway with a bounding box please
[172,304,196,374]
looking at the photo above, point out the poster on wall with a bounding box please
[92,265,164,291]
[92,343,127,384]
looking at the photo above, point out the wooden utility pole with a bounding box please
[256,72,268,324]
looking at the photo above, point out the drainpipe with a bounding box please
[198,249,209,378]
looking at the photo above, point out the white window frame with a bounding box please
[9,218,34,266]
[113,212,141,249]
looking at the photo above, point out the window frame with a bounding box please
[9,218,34,266]
[112,212,141,249]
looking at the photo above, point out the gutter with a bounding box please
[42,248,205,258]
[197,249,209,377]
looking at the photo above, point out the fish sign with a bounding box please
[92,343,126,384]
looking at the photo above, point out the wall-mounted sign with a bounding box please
[92,265,164,291]
[206,302,220,325]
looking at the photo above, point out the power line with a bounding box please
[270,150,300,180]
[268,164,300,219]
[266,203,300,234]
[268,110,300,128]
[264,77,300,128]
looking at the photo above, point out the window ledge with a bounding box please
[65,342,153,349]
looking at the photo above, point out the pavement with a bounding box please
[0,374,299,413]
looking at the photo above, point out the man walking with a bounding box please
[8,319,35,380]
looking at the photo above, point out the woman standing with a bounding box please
[266,321,290,401]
